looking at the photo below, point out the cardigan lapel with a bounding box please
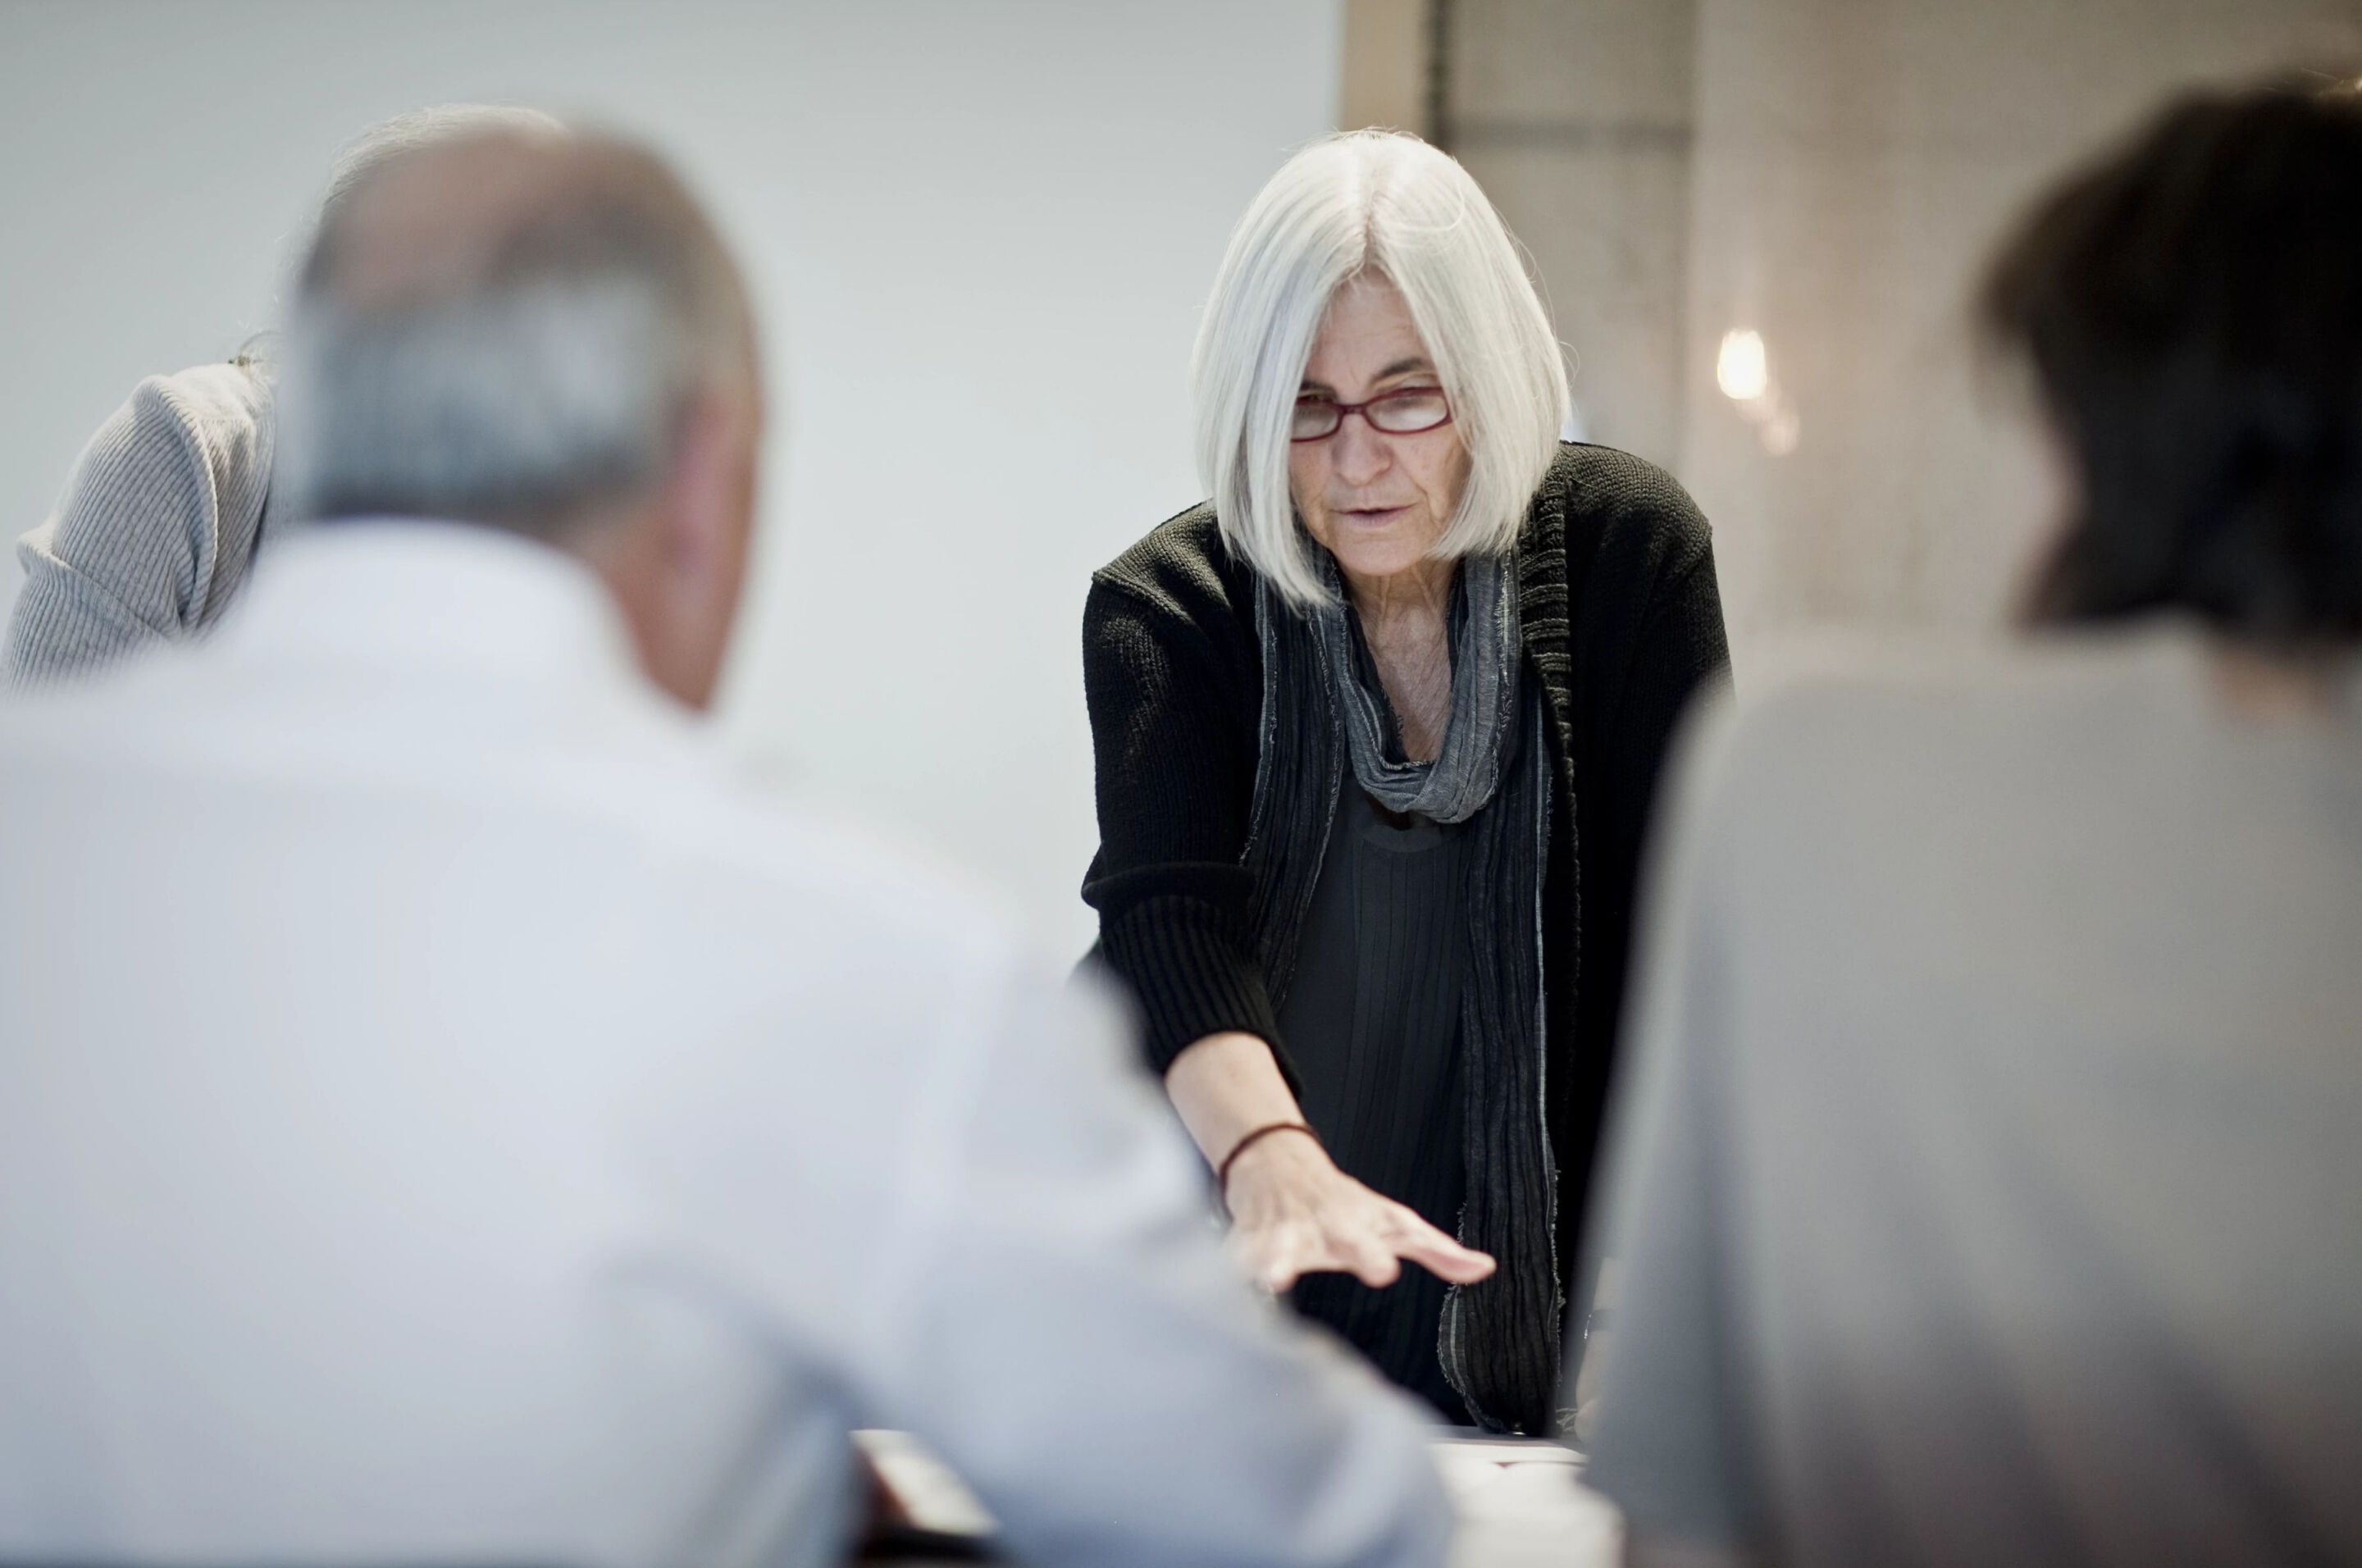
[1516,467,1578,777]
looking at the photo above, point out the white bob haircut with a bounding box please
[1192,130,1571,607]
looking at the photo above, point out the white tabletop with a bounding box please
[855,1429,1623,1566]
[1434,1438,1621,1566]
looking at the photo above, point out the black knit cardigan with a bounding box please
[1080,443,1731,1279]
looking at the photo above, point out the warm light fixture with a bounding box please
[1714,326,1799,454]
[1716,329,1769,402]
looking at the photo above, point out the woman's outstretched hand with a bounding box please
[1220,1124,1496,1293]
[1163,1030,1496,1295]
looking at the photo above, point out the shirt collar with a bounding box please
[212,517,651,696]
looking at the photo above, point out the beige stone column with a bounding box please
[1342,0,1438,135]
[1446,0,1703,470]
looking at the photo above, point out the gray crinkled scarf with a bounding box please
[1241,546,1563,1435]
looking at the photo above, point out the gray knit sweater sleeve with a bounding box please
[5,361,276,685]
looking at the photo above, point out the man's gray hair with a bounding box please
[276,122,752,539]
[1192,131,1569,606]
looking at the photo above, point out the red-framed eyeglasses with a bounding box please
[1289,386,1454,443]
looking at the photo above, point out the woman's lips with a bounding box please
[1336,504,1412,528]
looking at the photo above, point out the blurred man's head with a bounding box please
[278,124,762,709]
[1984,76,2362,651]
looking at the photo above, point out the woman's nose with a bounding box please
[1329,413,1390,485]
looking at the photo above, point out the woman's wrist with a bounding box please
[1217,1119,1338,1220]
[1215,1120,1321,1210]
[1163,1030,1307,1168]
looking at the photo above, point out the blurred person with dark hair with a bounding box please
[2,103,563,686]
[1580,78,2362,1567]
[0,124,1453,1568]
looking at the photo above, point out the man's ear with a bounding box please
[574,385,758,711]
[651,384,759,709]
[659,393,743,582]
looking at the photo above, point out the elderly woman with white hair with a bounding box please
[3,104,563,684]
[1082,131,1730,1437]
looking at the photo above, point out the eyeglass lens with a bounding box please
[1290,388,1452,441]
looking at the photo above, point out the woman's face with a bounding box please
[1288,271,1471,586]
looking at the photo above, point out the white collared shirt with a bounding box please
[0,521,1449,1568]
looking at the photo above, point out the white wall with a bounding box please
[0,0,1343,956]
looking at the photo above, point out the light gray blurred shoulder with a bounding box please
[1699,622,2212,815]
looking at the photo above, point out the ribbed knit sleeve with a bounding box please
[1079,525,1289,1080]
[5,362,275,686]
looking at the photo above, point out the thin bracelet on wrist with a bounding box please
[1215,1120,1320,1214]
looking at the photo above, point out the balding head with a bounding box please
[278,125,764,708]
[313,103,569,246]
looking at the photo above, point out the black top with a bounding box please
[1280,781,1478,1423]
[1081,443,1731,1279]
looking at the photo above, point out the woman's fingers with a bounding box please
[1340,1231,1404,1288]
[1239,1217,1321,1293]
[1399,1232,1497,1283]
[1384,1206,1498,1283]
